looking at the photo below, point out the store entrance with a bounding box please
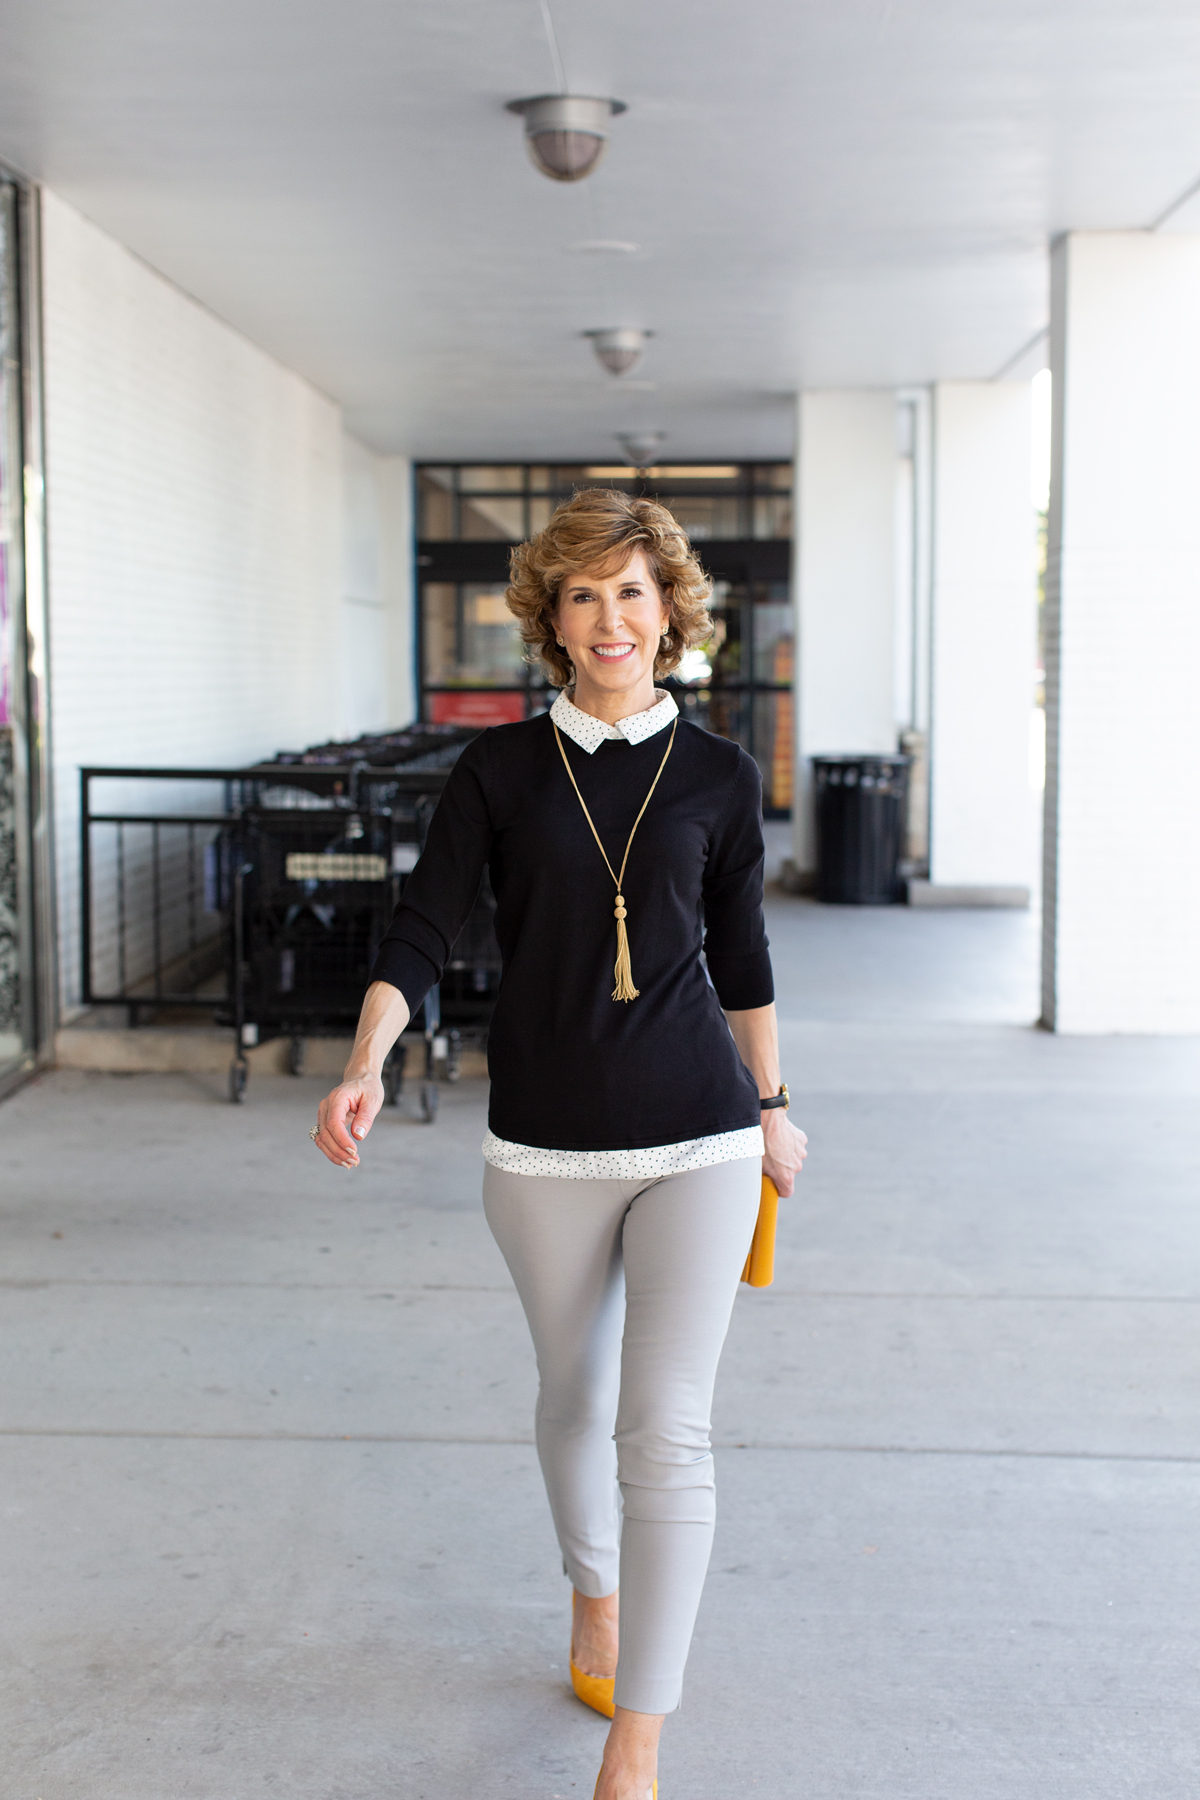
[0,172,52,1093]
[415,462,793,815]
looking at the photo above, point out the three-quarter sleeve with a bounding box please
[701,750,774,1010]
[368,739,493,1013]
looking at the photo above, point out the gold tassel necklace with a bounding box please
[552,717,678,1002]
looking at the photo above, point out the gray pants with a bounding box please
[482,1156,762,1715]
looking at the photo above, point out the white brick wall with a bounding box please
[1044,232,1200,1032]
[41,190,345,1008]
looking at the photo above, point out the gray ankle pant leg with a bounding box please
[482,1156,762,1714]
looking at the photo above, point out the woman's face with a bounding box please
[553,549,671,699]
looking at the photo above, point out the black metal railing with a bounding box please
[81,767,254,1017]
[79,761,501,1106]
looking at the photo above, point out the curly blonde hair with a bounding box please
[506,488,713,689]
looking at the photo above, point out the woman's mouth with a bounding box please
[591,643,635,661]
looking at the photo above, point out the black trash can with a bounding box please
[812,754,911,904]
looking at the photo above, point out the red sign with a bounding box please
[429,690,526,726]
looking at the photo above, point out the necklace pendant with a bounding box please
[614,896,627,919]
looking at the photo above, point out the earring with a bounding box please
[557,636,565,646]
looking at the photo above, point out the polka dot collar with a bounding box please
[550,687,679,756]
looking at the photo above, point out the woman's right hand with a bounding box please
[312,1073,385,1168]
[311,981,410,1168]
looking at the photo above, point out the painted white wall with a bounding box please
[340,431,386,737]
[377,455,416,730]
[929,380,1038,889]
[794,389,899,867]
[340,441,416,738]
[1044,231,1200,1033]
[41,189,345,1007]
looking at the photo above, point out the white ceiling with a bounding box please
[1,0,1199,459]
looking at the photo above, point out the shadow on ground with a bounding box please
[3,901,1199,1797]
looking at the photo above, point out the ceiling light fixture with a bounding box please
[507,94,626,182]
[616,432,666,468]
[571,239,641,256]
[584,327,652,378]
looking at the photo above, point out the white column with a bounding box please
[793,390,899,873]
[1043,232,1200,1032]
[377,456,416,728]
[917,380,1038,905]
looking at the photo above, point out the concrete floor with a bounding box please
[3,897,1200,1798]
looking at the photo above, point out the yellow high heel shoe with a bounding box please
[570,1592,616,1719]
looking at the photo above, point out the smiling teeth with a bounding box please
[594,645,633,657]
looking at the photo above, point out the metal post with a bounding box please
[79,769,92,1004]
[187,822,197,961]
[116,820,126,998]
[151,820,162,998]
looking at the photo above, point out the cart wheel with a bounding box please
[420,1080,439,1123]
[229,1057,249,1104]
[287,1036,306,1077]
[383,1043,406,1107]
[445,1031,462,1083]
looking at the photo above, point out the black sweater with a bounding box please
[369,713,774,1151]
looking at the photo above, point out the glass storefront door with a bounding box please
[415,462,793,815]
[0,173,51,1091]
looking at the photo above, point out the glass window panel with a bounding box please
[528,466,552,491]
[673,639,716,687]
[656,466,743,490]
[422,583,526,684]
[753,585,794,684]
[663,496,743,540]
[705,581,747,684]
[579,467,638,489]
[418,470,455,539]
[528,497,554,534]
[754,463,793,491]
[460,495,525,541]
[0,181,26,1071]
[685,688,750,754]
[753,692,795,812]
[421,583,458,683]
[458,466,524,492]
[752,496,792,539]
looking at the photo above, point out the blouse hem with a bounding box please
[481,1125,764,1181]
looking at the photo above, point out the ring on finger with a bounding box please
[309,1124,321,1143]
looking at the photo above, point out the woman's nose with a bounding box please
[597,596,623,634]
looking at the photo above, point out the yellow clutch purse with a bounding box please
[740,1176,779,1287]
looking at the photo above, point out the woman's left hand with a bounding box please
[762,1107,807,1197]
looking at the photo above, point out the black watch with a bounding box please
[760,1084,789,1111]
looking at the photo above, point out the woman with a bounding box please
[313,489,807,1800]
